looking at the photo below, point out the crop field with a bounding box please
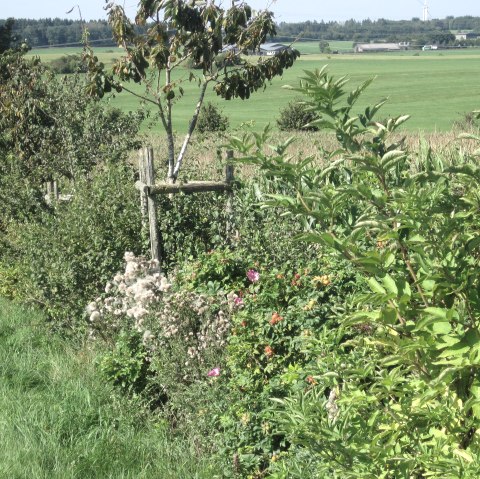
[30,46,120,65]
[31,44,480,133]
[294,40,354,54]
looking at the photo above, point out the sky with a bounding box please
[2,0,480,23]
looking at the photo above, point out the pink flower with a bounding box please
[247,269,260,282]
[207,367,221,377]
[234,296,244,306]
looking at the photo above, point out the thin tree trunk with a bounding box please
[171,81,208,181]
[165,64,176,181]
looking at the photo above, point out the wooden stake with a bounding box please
[138,150,148,227]
[225,150,235,242]
[141,147,161,263]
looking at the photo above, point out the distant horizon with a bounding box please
[1,1,480,24]
[3,14,480,24]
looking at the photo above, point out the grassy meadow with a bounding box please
[30,43,480,133]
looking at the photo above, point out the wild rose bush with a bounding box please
[216,254,360,477]
[229,68,480,478]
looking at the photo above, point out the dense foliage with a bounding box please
[0,18,16,52]
[277,98,319,131]
[0,48,142,187]
[0,48,144,327]
[197,102,230,134]
[228,67,480,477]
[48,53,87,74]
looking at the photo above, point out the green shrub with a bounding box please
[218,255,358,477]
[196,102,229,134]
[7,163,143,331]
[99,329,152,395]
[230,66,480,478]
[48,54,86,74]
[277,99,319,131]
[0,49,142,186]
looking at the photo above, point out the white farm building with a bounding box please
[354,43,402,53]
[259,43,289,56]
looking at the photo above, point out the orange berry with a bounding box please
[269,312,283,325]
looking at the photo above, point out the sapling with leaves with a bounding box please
[83,0,299,183]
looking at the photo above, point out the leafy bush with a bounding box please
[196,102,229,134]
[6,163,143,330]
[48,54,87,74]
[0,49,142,185]
[229,67,480,478]
[277,99,319,131]
[218,255,359,476]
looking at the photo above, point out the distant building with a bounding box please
[259,43,289,56]
[455,32,479,41]
[354,43,402,53]
[221,44,239,54]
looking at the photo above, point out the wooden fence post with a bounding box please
[136,147,236,264]
[45,180,59,204]
[140,147,161,264]
[225,150,235,243]
[53,180,59,201]
[138,150,148,228]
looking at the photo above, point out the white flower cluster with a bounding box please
[155,290,231,369]
[86,252,171,342]
[86,252,233,375]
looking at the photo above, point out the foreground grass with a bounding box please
[0,298,218,479]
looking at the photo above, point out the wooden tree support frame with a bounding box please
[136,147,235,267]
[44,180,73,204]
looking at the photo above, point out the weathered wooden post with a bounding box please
[53,180,59,201]
[45,180,59,204]
[139,147,161,264]
[138,150,149,228]
[46,181,53,204]
[225,150,235,242]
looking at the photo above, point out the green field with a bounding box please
[294,40,354,54]
[31,45,480,133]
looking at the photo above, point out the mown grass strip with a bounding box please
[0,298,218,479]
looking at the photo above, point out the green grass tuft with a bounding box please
[0,298,219,478]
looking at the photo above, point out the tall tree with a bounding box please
[0,18,15,54]
[84,0,299,182]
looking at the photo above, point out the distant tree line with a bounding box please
[275,16,480,46]
[2,16,480,49]
[0,18,113,47]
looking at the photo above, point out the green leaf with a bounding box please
[381,274,398,296]
[431,322,452,335]
[380,307,397,325]
[367,278,386,295]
